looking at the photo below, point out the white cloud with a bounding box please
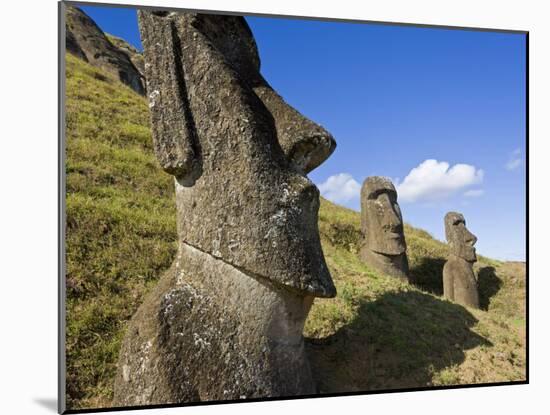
[463,189,485,197]
[318,173,361,204]
[506,148,523,171]
[396,159,484,203]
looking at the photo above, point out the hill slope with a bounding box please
[64,53,526,409]
[65,6,145,95]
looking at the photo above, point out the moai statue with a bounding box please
[113,11,337,406]
[443,212,480,309]
[360,176,410,281]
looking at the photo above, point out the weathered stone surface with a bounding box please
[114,245,317,405]
[66,27,87,62]
[107,33,146,77]
[443,212,480,309]
[113,11,336,405]
[360,176,409,280]
[65,6,145,95]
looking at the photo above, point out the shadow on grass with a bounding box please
[410,257,446,295]
[477,266,502,311]
[306,290,491,393]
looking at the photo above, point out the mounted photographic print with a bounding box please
[59,1,528,412]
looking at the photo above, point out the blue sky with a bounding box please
[79,5,527,261]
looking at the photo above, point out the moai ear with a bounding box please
[138,11,201,184]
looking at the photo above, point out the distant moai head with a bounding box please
[444,212,477,262]
[138,11,337,298]
[442,212,479,308]
[361,176,407,256]
[360,176,409,280]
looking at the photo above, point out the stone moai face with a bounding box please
[445,212,477,263]
[361,177,407,256]
[138,11,337,298]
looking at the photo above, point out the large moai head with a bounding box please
[360,176,409,279]
[444,212,477,263]
[137,11,337,298]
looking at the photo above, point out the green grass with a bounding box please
[307,199,524,392]
[65,54,177,409]
[64,53,526,409]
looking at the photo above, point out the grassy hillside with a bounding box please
[64,53,526,409]
[308,200,525,392]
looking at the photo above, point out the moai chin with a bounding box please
[113,11,337,406]
[443,212,480,309]
[360,176,410,281]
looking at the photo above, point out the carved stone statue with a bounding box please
[360,176,409,280]
[113,11,337,406]
[443,212,480,309]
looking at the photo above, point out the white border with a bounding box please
[1,0,546,414]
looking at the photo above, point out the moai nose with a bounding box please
[253,84,336,173]
[379,193,400,227]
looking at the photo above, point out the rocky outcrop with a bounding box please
[113,11,337,406]
[443,212,480,308]
[106,34,145,77]
[360,176,410,280]
[66,27,87,62]
[65,6,145,95]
